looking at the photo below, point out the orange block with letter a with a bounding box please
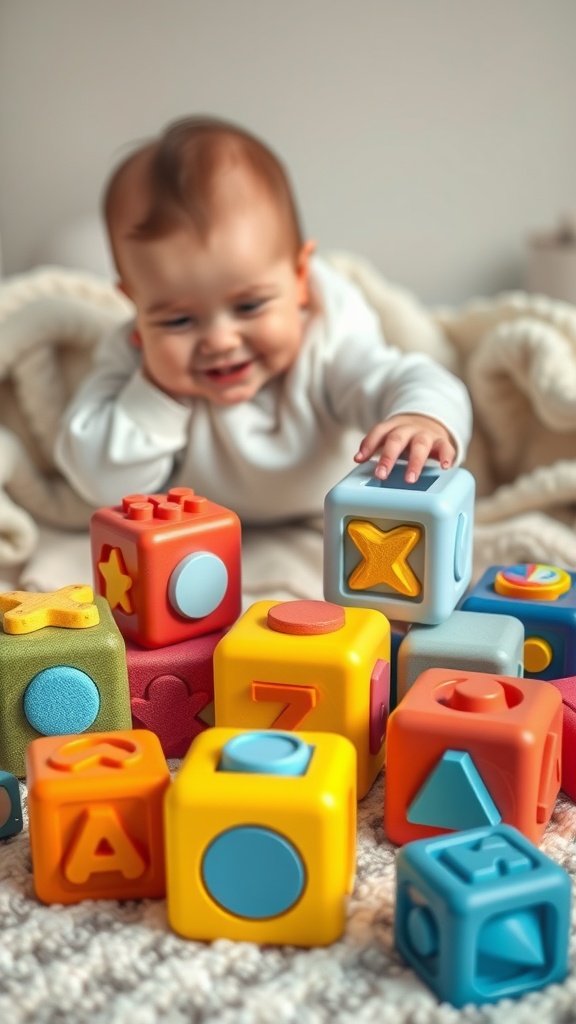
[26,730,169,904]
[385,668,562,846]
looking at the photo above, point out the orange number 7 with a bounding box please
[251,681,318,730]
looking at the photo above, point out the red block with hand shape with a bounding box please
[126,630,225,758]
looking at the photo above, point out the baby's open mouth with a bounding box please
[204,360,253,380]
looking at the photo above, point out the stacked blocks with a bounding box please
[0,591,131,777]
[395,824,570,1006]
[165,728,357,945]
[91,487,241,649]
[397,610,524,702]
[126,630,224,758]
[27,730,169,904]
[385,668,562,845]
[324,462,475,624]
[213,599,390,799]
[548,677,576,801]
[461,563,576,680]
[0,770,23,839]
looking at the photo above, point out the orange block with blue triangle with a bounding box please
[385,668,562,845]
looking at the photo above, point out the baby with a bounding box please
[55,116,472,522]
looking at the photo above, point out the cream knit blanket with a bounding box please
[1,259,576,584]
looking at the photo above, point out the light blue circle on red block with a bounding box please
[168,552,228,619]
[202,825,305,919]
[24,667,100,735]
[220,731,312,776]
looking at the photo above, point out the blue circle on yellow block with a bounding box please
[168,552,228,619]
[202,825,305,919]
[220,732,312,776]
[24,667,100,735]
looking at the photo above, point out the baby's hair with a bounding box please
[104,115,304,262]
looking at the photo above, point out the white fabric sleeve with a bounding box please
[321,298,473,463]
[54,324,192,506]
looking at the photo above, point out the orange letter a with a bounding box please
[63,805,146,884]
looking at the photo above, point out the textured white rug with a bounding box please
[2,776,575,1024]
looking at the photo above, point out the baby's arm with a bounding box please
[321,285,472,482]
[54,324,191,506]
[354,412,457,481]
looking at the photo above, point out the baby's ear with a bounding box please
[296,239,316,306]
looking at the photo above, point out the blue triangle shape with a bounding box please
[407,750,501,830]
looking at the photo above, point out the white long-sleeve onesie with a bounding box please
[54,257,472,522]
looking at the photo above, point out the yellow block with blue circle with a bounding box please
[164,728,357,945]
[461,564,576,681]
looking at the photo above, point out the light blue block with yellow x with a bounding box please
[323,461,475,625]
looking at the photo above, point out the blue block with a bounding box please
[397,610,524,701]
[324,462,475,625]
[461,564,576,681]
[395,824,570,1006]
[0,770,23,840]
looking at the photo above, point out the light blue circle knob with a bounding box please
[168,551,228,619]
[202,825,305,919]
[24,666,100,735]
[220,732,312,776]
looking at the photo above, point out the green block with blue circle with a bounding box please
[0,769,23,839]
[395,823,571,1006]
[461,564,576,681]
[0,596,132,777]
[324,462,475,625]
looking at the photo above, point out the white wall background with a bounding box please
[0,0,575,303]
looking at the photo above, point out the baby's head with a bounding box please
[104,116,315,404]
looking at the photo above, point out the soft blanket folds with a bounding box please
[1,258,576,587]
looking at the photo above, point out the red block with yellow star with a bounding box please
[91,487,241,649]
[385,668,562,846]
[213,599,390,799]
[126,629,225,758]
[26,730,169,904]
[324,462,475,625]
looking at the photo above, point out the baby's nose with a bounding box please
[198,325,241,354]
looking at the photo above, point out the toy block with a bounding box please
[461,563,576,680]
[548,676,576,801]
[165,728,357,944]
[26,730,169,904]
[0,770,23,839]
[395,824,570,1005]
[126,629,226,759]
[91,487,241,649]
[213,599,390,799]
[385,668,562,845]
[0,594,132,777]
[324,461,475,625]
[397,610,524,702]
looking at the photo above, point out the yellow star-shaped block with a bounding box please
[98,547,134,614]
[347,520,422,597]
[0,584,100,635]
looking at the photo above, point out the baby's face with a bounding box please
[117,196,311,405]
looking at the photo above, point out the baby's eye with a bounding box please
[235,299,266,316]
[160,315,196,330]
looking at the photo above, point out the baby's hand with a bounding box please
[354,414,456,483]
